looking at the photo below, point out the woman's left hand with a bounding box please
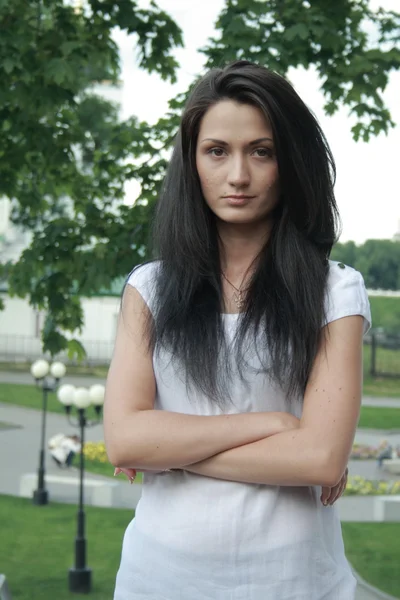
[114,467,137,483]
[320,467,348,506]
[113,466,168,482]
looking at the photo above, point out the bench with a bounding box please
[19,473,120,508]
[374,495,400,522]
[0,574,12,600]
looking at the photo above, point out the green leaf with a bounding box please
[284,23,309,42]
[67,339,87,362]
[3,58,15,74]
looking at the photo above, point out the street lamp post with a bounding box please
[30,359,66,505]
[57,383,105,594]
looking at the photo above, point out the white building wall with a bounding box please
[81,296,120,341]
[0,294,121,364]
[0,296,36,336]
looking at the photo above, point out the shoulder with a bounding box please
[327,260,362,288]
[324,260,371,334]
[127,260,161,288]
[126,260,161,314]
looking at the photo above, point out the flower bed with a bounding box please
[350,442,400,460]
[344,476,400,496]
[80,441,143,482]
[83,441,108,463]
[350,444,380,459]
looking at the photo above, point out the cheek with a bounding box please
[201,174,219,192]
[261,166,279,194]
[197,164,222,197]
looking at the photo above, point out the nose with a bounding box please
[227,155,250,188]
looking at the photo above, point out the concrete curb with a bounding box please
[357,428,400,435]
[353,568,399,600]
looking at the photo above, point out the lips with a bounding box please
[224,195,255,206]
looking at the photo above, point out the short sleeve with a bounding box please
[324,261,371,335]
[126,261,160,315]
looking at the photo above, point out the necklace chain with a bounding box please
[221,271,249,311]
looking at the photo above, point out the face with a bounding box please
[196,100,280,230]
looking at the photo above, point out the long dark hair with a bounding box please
[147,60,340,403]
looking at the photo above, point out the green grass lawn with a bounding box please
[363,343,400,396]
[364,345,400,374]
[78,456,115,478]
[342,522,400,598]
[74,456,143,484]
[358,406,400,430]
[0,360,109,378]
[0,494,398,599]
[0,382,68,413]
[0,382,104,418]
[0,494,132,600]
[363,375,400,398]
[368,296,400,332]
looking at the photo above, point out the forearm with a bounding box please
[184,427,338,487]
[105,409,296,471]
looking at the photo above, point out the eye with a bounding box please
[207,147,226,157]
[252,147,274,158]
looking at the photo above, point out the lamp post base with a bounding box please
[32,489,49,505]
[69,567,92,593]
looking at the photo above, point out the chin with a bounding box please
[215,209,266,225]
[218,216,262,227]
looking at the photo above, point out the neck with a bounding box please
[218,220,272,275]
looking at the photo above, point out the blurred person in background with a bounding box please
[48,433,81,468]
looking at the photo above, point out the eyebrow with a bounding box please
[201,137,274,146]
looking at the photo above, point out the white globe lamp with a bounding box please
[89,384,105,407]
[73,387,91,410]
[31,359,50,380]
[50,361,67,379]
[57,384,76,407]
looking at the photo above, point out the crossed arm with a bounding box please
[104,285,364,490]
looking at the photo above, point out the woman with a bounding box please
[104,60,371,599]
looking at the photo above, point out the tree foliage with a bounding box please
[331,239,400,290]
[1,0,400,358]
[0,0,182,357]
[203,0,400,141]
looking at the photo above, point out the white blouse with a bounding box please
[114,260,371,600]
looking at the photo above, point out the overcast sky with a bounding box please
[109,0,400,244]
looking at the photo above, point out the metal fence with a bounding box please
[365,330,400,378]
[0,335,113,366]
[1,333,399,377]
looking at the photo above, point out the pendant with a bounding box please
[233,290,244,311]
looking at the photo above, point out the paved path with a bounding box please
[0,403,138,509]
[363,396,400,409]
